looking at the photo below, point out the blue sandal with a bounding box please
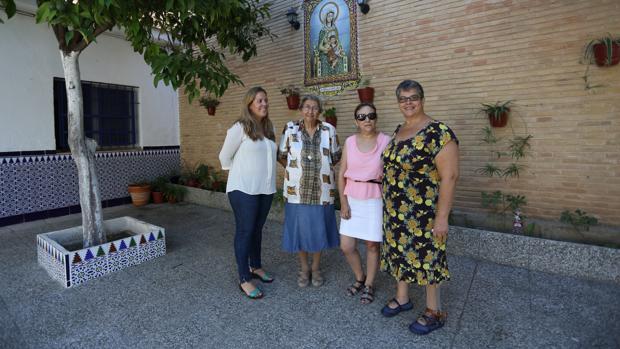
[250,269,274,283]
[409,308,446,335]
[381,298,414,317]
[239,283,263,299]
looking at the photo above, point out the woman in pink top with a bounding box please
[338,103,390,304]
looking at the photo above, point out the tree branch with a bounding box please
[52,24,68,53]
[74,23,113,53]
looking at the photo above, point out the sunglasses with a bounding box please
[354,112,377,121]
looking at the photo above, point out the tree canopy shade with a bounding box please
[1,0,273,100]
[1,0,272,247]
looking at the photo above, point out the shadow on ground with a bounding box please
[0,203,618,348]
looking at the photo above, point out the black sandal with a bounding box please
[360,285,374,304]
[346,276,366,296]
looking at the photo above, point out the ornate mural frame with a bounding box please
[303,0,359,88]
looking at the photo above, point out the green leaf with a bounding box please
[2,0,16,18]
[65,30,74,46]
[35,1,51,23]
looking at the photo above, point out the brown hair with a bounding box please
[353,102,377,117]
[237,87,275,141]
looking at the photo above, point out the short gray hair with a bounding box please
[395,80,424,100]
[299,94,323,113]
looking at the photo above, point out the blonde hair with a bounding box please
[237,87,275,141]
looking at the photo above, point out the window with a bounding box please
[53,78,138,151]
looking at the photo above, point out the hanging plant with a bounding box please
[356,76,374,103]
[481,100,512,128]
[199,95,220,116]
[323,107,337,128]
[280,85,301,110]
[583,34,620,67]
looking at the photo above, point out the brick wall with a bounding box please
[179,0,620,226]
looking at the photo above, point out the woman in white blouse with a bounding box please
[219,87,276,299]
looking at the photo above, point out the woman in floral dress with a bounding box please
[380,80,459,335]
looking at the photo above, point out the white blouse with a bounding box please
[219,122,276,195]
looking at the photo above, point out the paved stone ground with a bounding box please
[0,203,619,349]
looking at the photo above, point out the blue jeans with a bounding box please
[228,191,274,283]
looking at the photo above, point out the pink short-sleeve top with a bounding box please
[343,132,391,200]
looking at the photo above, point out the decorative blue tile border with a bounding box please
[37,216,166,287]
[0,147,180,224]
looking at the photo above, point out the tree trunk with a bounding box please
[60,51,105,248]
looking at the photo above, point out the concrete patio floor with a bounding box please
[1,203,618,348]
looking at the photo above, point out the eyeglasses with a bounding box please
[354,112,377,121]
[302,105,320,112]
[398,95,421,103]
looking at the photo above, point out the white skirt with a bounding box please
[339,197,383,242]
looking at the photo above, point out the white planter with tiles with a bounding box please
[37,216,166,287]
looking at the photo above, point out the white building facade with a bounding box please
[0,3,181,226]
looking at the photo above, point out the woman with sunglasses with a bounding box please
[277,95,341,288]
[337,103,390,304]
[380,80,459,335]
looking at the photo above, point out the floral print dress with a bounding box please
[380,121,458,285]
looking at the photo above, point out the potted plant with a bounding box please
[127,181,151,206]
[583,34,620,67]
[163,184,188,204]
[199,95,221,115]
[357,76,374,103]
[194,164,215,189]
[150,176,169,204]
[481,101,512,128]
[323,107,337,128]
[209,168,227,192]
[180,163,201,188]
[280,85,301,110]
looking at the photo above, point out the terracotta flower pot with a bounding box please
[593,42,620,67]
[325,116,337,128]
[286,95,300,110]
[207,106,216,115]
[152,191,164,204]
[186,179,200,188]
[128,184,151,207]
[488,110,509,128]
[357,87,375,103]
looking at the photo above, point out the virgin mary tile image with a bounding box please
[304,0,358,85]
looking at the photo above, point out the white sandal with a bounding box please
[311,270,324,287]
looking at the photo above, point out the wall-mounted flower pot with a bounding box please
[207,106,216,115]
[286,95,300,110]
[325,116,337,128]
[128,184,151,206]
[357,87,375,103]
[593,42,620,67]
[488,110,509,128]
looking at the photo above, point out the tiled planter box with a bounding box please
[37,216,166,288]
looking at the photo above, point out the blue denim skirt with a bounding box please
[282,203,339,253]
